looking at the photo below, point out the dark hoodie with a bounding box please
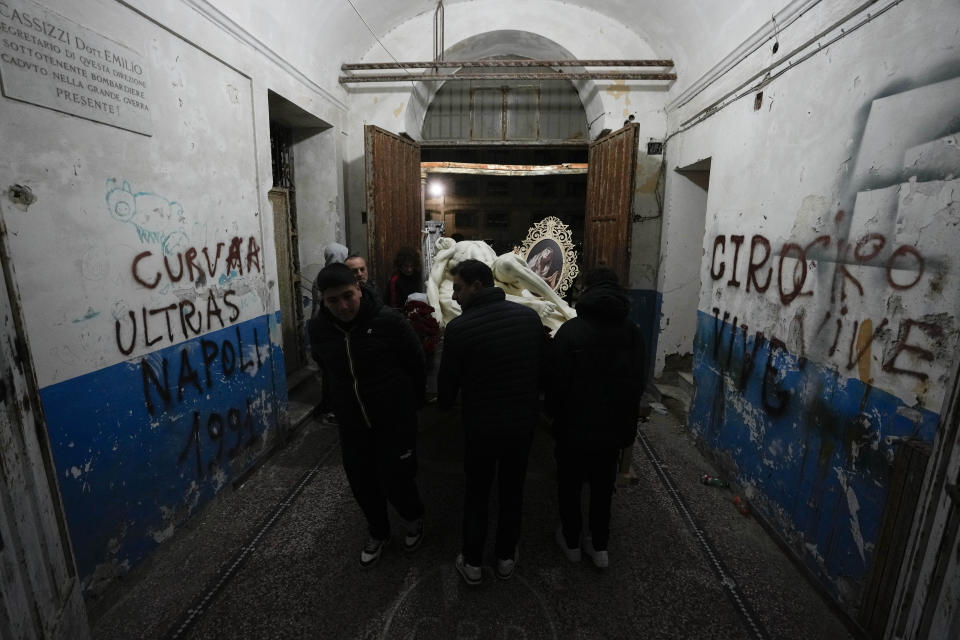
[308,284,425,430]
[547,283,647,450]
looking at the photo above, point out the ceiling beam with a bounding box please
[342,59,674,70]
[421,161,588,176]
[340,72,676,84]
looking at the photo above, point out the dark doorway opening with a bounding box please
[267,90,331,378]
[421,145,588,255]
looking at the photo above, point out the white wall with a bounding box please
[663,0,960,606]
[666,0,960,410]
[657,167,708,372]
[203,0,791,114]
[0,0,347,594]
[294,127,347,289]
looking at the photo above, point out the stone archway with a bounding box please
[404,29,607,141]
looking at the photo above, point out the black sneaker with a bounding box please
[403,518,424,552]
[360,535,389,567]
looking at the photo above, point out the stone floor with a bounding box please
[90,401,858,640]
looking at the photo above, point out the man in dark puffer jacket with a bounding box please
[438,259,548,585]
[547,267,647,569]
[309,263,426,567]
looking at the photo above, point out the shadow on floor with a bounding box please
[91,404,856,640]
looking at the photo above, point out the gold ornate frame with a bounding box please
[516,216,579,297]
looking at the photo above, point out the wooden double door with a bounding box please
[364,123,639,288]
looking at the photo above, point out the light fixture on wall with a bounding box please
[428,181,445,197]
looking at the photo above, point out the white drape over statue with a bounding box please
[426,238,577,332]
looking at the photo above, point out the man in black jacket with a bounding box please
[548,267,646,569]
[438,259,547,584]
[309,263,426,567]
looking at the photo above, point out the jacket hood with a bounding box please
[322,242,349,266]
[575,283,630,323]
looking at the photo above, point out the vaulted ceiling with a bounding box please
[210,0,790,98]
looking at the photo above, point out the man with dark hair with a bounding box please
[548,267,647,569]
[308,263,427,566]
[438,259,548,585]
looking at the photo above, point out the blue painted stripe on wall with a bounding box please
[627,289,662,377]
[40,313,284,586]
[688,309,938,599]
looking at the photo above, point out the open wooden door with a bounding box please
[269,187,303,375]
[887,357,960,640]
[583,123,639,284]
[0,217,89,638]
[364,126,422,295]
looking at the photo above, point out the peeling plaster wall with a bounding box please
[628,151,664,375]
[662,0,960,609]
[0,0,345,596]
[293,128,347,308]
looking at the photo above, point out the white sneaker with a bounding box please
[496,546,519,580]
[455,553,482,586]
[360,535,389,567]
[583,535,609,568]
[403,518,424,552]
[555,526,581,563]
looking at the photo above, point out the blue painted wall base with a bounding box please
[41,312,285,591]
[688,310,938,603]
[627,288,662,378]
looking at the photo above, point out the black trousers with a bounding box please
[462,431,534,566]
[555,444,619,551]
[339,420,424,540]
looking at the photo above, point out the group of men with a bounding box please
[308,255,646,585]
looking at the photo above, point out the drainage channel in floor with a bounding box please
[164,438,340,640]
[635,428,772,640]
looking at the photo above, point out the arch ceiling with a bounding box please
[209,0,790,99]
[404,30,601,137]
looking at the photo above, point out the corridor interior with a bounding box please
[90,405,854,640]
[1,1,957,639]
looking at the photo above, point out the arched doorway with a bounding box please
[419,62,590,257]
[364,31,640,294]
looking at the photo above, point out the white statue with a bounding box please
[426,238,576,332]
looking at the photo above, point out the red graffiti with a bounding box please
[711,222,929,306]
[882,319,943,380]
[711,305,945,410]
[131,235,262,291]
[114,290,240,355]
[711,236,726,280]
[727,235,745,288]
[746,236,772,293]
[886,245,925,290]
[777,243,808,305]
[141,325,262,415]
